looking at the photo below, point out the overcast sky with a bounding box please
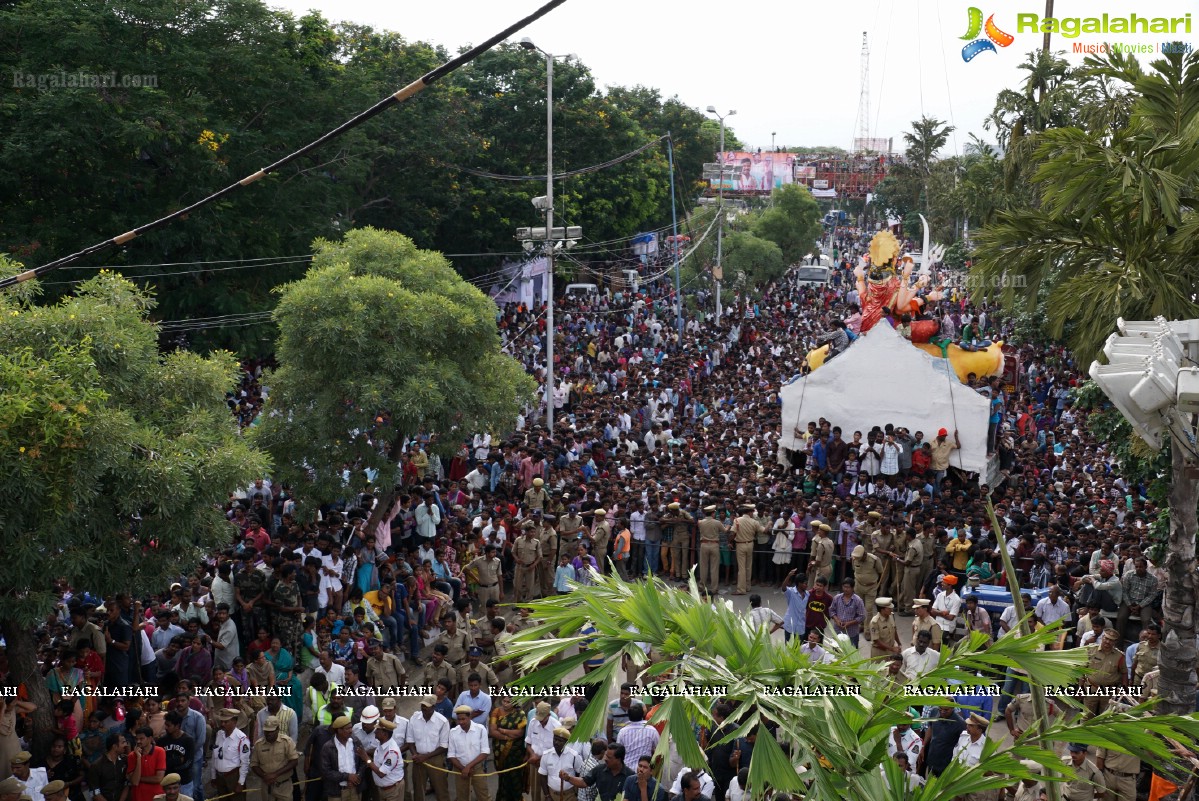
[270,0,1196,156]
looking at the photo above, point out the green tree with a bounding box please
[0,259,268,752]
[751,184,822,265]
[252,227,535,527]
[973,49,1199,714]
[506,572,1199,801]
[723,231,786,289]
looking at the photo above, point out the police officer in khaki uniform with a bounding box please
[250,717,298,801]
[732,505,762,595]
[455,647,499,694]
[697,506,724,594]
[866,598,901,658]
[851,545,884,618]
[590,509,612,571]
[869,515,897,596]
[664,502,695,583]
[1004,694,1038,740]
[431,615,473,666]
[1096,733,1140,801]
[1007,761,1046,801]
[1083,629,1126,716]
[421,645,456,687]
[465,546,503,607]
[537,513,561,596]
[558,507,584,542]
[809,523,835,584]
[897,532,923,613]
[1061,744,1106,801]
[153,775,193,801]
[524,477,549,511]
[513,524,543,602]
[911,600,943,649]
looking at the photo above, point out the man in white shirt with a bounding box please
[539,728,584,800]
[408,697,451,801]
[448,706,490,801]
[526,702,561,801]
[931,576,962,644]
[211,708,251,801]
[886,721,923,761]
[901,631,940,682]
[213,604,239,672]
[472,434,492,462]
[365,719,405,801]
[1033,585,1071,628]
[315,652,346,687]
[951,714,989,767]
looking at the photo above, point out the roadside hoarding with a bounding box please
[709,151,796,191]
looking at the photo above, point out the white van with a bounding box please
[564,283,598,297]
[794,265,830,288]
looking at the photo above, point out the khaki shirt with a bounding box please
[467,556,502,587]
[732,515,762,544]
[1060,757,1105,801]
[904,539,922,569]
[1133,642,1159,683]
[1096,746,1140,775]
[928,439,956,471]
[853,554,883,589]
[867,613,898,653]
[871,529,895,557]
[1007,693,1036,734]
[366,653,407,690]
[250,733,299,776]
[421,660,456,687]
[513,536,542,567]
[811,535,834,567]
[913,615,943,649]
[558,515,584,537]
[592,522,612,552]
[433,629,473,665]
[539,528,562,562]
[698,518,724,544]
[456,661,498,691]
[524,488,549,510]
[1086,646,1122,687]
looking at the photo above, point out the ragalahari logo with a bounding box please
[961,7,1015,62]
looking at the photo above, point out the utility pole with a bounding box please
[706,107,736,322]
[519,38,577,434]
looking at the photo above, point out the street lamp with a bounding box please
[520,37,575,434]
[705,106,735,320]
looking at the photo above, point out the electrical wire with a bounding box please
[0,0,571,292]
[453,135,668,182]
[934,0,962,157]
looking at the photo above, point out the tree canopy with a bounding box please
[252,227,536,512]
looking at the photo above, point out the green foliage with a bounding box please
[508,571,1199,801]
[722,232,786,289]
[0,263,268,624]
[972,50,1199,362]
[0,2,716,351]
[751,184,823,265]
[252,227,535,510]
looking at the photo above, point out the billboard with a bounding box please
[710,151,796,191]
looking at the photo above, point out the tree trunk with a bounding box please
[363,434,406,536]
[1,618,54,760]
[1159,439,1198,715]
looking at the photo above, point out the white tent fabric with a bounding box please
[778,323,991,473]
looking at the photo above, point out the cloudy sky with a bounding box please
[269,0,1196,155]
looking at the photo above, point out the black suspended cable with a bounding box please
[0,0,570,293]
[452,135,668,182]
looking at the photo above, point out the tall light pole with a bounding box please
[520,37,571,434]
[706,106,735,321]
[771,131,776,152]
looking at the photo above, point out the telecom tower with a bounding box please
[857,31,870,148]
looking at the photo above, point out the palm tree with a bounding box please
[973,48,1199,716]
[507,571,1199,800]
[902,117,954,217]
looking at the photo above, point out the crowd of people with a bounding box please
[0,239,1188,801]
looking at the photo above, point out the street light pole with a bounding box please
[522,38,563,434]
[706,107,736,322]
[544,51,554,435]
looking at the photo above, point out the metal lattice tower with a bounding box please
[858,31,870,144]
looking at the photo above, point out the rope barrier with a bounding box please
[201,757,530,800]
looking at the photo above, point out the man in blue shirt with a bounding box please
[622,756,668,801]
[781,570,809,643]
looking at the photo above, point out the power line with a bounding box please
[454,135,668,182]
[0,0,571,293]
